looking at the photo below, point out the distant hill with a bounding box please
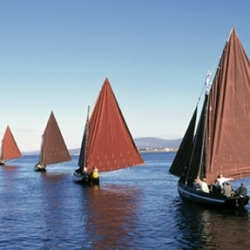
[22,137,182,155]
[22,150,39,156]
[134,137,182,149]
[22,149,80,156]
[63,137,182,151]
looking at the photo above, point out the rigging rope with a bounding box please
[196,71,212,107]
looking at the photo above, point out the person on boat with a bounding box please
[216,174,233,190]
[92,166,99,179]
[193,179,201,191]
[199,178,209,193]
[36,163,41,168]
[235,183,248,198]
[222,182,233,197]
[36,163,44,169]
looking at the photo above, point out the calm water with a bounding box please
[1,152,250,249]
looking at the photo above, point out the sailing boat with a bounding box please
[73,77,144,185]
[169,28,250,209]
[0,125,22,165]
[34,111,72,172]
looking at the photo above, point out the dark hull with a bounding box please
[178,181,249,210]
[73,171,100,186]
[34,164,47,172]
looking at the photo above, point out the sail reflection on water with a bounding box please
[2,165,18,173]
[84,185,139,249]
[174,202,250,249]
[37,172,70,248]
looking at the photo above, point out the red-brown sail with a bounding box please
[40,111,71,167]
[169,28,250,209]
[1,125,22,161]
[205,28,250,184]
[85,77,144,172]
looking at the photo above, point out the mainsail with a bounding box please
[205,28,250,183]
[39,112,71,167]
[79,77,144,173]
[170,28,250,185]
[0,125,22,162]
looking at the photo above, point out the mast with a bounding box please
[83,106,90,172]
[185,73,211,184]
[39,137,43,166]
[78,106,90,174]
[185,120,198,184]
[197,72,212,178]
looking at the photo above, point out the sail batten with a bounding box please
[80,77,144,173]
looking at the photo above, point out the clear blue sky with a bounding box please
[1,1,250,151]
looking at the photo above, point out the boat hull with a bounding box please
[34,164,47,172]
[178,182,249,209]
[73,171,100,186]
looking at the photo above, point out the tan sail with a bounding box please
[1,125,22,162]
[39,111,71,167]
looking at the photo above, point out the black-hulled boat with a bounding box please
[169,28,250,209]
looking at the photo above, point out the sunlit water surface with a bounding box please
[1,152,250,249]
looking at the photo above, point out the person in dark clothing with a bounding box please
[235,183,248,197]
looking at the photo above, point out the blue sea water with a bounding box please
[0,152,250,249]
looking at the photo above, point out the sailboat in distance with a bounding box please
[169,28,250,209]
[73,77,144,185]
[0,125,22,165]
[34,111,72,172]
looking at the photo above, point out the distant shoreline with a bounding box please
[139,147,178,152]
[22,137,181,155]
[22,147,178,156]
